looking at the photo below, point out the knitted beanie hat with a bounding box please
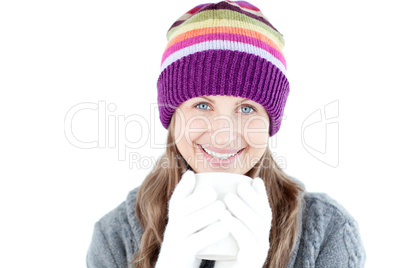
[157,0,289,137]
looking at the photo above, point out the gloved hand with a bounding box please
[155,170,230,268]
[217,177,272,268]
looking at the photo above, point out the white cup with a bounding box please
[193,172,253,261]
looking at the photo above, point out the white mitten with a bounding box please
[155,170,230,268]
[218,177,272,268]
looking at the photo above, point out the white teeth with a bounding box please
[201,145,239,159]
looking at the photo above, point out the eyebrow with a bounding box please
[197,96,249,105]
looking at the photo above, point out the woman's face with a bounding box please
[173,95,270,174]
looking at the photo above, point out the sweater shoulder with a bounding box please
[96,186,142,245]
[95,187,140,228]
[96,200,128,230]
[88,187,142,267]
[301,192,361,243]
[295,192,366,267]
[302,192,357,224]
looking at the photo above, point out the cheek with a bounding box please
[174,113,184,143]
[184,113,210,141]
[174,113,191,155]
[175,111,210,143]
[243,117,269,149]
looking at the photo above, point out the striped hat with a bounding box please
[157,0,289,137]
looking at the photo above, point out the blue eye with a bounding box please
[194,102,256,114]
[195,103,210,110]
[240,106,255,114]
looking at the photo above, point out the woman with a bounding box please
[87,1,366,267]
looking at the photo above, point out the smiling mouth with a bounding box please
[198,144,244,160]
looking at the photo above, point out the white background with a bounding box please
[1,0,401,267]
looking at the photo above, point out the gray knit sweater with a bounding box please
[87,180,366,268]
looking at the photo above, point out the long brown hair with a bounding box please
[131,112,304,268]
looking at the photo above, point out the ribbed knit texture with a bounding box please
[157,0,290,136]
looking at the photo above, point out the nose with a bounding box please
[209,114,242,148]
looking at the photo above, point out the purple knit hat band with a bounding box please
[157,0,289,136]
